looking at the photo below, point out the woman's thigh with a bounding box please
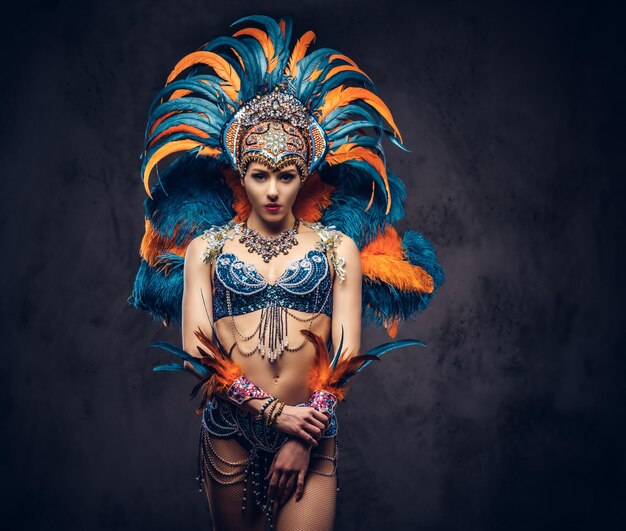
[275,436,338,531]
[200,430,265,531]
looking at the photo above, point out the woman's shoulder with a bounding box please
[189,220,243,264]
[301,221,356,253]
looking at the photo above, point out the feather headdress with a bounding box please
[129,14,444,336]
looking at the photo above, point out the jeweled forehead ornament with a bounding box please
[222,88,328,179]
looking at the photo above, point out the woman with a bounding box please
[129,14,444,531]
[182,157,361,530]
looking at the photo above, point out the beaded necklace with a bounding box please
[239,218,300,263]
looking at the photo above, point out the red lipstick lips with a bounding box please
[264,203,281,214]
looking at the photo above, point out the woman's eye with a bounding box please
[280,173,296,182]
[252,173,266,181]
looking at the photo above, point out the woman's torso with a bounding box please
[211,224,334,405]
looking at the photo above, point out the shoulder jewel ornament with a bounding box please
[200,221,242,264]
[303,221,346,284]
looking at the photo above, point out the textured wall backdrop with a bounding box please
[1,0,624,529]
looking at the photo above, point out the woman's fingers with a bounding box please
[273,471,290,512]
[298,428,318,446]
[267,469,280,502]
[295,468,306,501]
[310,409,328,425]
[301,422,323,438]
[281,473,297,506]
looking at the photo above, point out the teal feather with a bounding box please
[149,341,209,377]
[345,339,425,381]
[330,326,344,370]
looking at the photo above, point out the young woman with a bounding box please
[129,14,444,531]
[182,158,361,530]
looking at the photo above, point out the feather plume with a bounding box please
[302,330,424,400]
[149,328,245,414]
[326,143,392,214]
[318,86,402,143]
[232,28,278,73]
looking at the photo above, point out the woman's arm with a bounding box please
[330,233,363,361]
[181,237,268,416]
[303,233,362,417]
[182,236,215,355]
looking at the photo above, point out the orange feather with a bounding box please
[166,51,241,102]
[360,227,435,293]
[148,110,182,137]
[286,30,316,78]
[323,64,372,84]
[302,330,380,401]
[147,124,210,148]
[143,141,221,198]
[189,328,245,413]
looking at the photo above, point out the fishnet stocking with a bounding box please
[200,429,265,531]
[274,436,338,531]
[200,426,338,531]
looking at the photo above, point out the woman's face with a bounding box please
[241,161,301,224]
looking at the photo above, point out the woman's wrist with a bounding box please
[305,389,339,416]
[226,375,273,405]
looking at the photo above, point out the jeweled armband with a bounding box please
[227,375,273,405]
[305,389,339,416]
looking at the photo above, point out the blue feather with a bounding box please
[149,341,209,377]
[352,339,425,375]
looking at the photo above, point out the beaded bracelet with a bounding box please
[267,400,284,426]
[270,401,286,426]
[265,400,281,426]
[254,396,277,420]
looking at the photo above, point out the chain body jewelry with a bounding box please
[197,394,340,528]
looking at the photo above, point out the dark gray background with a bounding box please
[2,0,624,529]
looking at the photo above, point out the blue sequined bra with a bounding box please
[212,249,333,322]
[200,220,344,361]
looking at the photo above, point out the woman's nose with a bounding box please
[266,177,278,199]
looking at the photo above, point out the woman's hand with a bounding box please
[266,438,311,511]
[271,405,329,446]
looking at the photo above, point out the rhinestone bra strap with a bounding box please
[302,221,346,284]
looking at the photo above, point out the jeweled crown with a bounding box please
[234,89,310,129]
[222,87,328,177]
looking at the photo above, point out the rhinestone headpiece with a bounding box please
[222,87,328,179]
